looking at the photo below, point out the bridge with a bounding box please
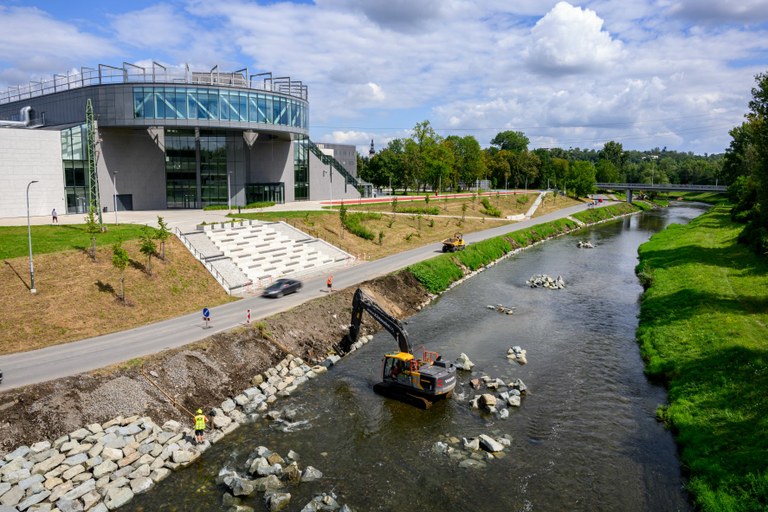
[596,183,727,203]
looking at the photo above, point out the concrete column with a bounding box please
[626,189,633,203]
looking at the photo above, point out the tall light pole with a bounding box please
[112,171,118,225]
[227,170,232,210]
[26,180,38,294]
[329,162,333,206]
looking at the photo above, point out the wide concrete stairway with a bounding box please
[177,220,353,295]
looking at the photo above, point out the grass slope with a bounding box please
[0,224,148,259]
[636,205,768,512]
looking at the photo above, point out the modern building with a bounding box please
[0,62,369,218]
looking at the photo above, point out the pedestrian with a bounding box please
[327,274,333,293]
[193,408,209,444]
[51,208,58,223]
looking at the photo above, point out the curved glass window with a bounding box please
[133,86,307,129]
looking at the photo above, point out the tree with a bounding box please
[445,135,486,191]
[339,201,347,239]
[595,159,620,183]
[139,226,158,275]
[599,141,626,178]
[155,216,171,260]
[485,149,511,189]
[112,242,129,303]
[85,207,100,260]
[490,131,529,152]
[566,161,597,198]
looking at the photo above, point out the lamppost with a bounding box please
[328,162,333,206]
[26,180,38,294]
[227,170,232,210]
[112,171,118,225]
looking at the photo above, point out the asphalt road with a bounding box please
[0,202,602,391]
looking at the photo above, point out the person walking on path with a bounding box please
[51,208,58,223]
[194,408,209,444]
[327,274,334,293]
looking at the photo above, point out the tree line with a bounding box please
[725,71,768,255]
[358,122,725,200]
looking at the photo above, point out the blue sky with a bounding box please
[2,0,768,155]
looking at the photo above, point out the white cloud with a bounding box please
[525,2,624,75]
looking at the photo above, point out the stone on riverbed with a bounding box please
[526,274,565,289]
[454,353,475,371]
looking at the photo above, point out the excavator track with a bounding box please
[373,382,434,409]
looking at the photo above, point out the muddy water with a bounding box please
[130,204,705,512]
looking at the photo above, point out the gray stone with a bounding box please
[253,475,283,492]
[56,498,84,512]
[5,447,31,461]
[300,466,323,483]
[92,460,117,479]
[17,490,50,510]
[104,486,133,510]
[212,415,232,430]
[116,452,139,468]
[87,443,104,459]
[149,468,171,483]
[69,428,91,441]
[111,466,134,480]
[19,474,45,490]
[90,503,108,512]
[85,456,103,469]
[478,434,505,453]
[117,424,141,437]
[29,442,51,454]
[5,468,30,484]
[266,491,291,512]
[61,464,86,481]
[458,458,487,469]
[48,480,73,502]
[81,489,101,510]
[161,420,181,433]
[221,399,236,413]
[171,450,195,464]
[28,449,57,464]
[228,475,255,497]
[0,482,10,497]
[61,479,95,501]
[463,437,480,451]
[128,464,150,479]
[63,454,88,467]
[0,485,23,507]
[129,477,153,495]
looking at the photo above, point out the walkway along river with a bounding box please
[129,203,707,512]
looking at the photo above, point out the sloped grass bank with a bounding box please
[636,205,768,512]
[408,203,641,294]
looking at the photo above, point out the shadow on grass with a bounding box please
[4,260,31,290]
[664,345,768,508]
[129,259,146,273]
[95,280,115,296]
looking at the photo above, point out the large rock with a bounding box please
[478,434,505,453]
[104,486,134,510]
[0,484,23,507]
[479,394,497,409]
[266,491,292,512]
[213,414,233,430]
[230,476,257,497]
[253,475,283,492]
[31,453,66,475]
[453,353,475,371]
[300,466,323,483]
[130,476,153,494]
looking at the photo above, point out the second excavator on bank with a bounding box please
[335,288,457,408]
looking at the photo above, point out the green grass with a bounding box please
[229,210,334,221]
[0,224,149,259]
[572,202,640,223]
[636,205,768,512]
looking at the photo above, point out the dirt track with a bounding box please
[0,272,429,456]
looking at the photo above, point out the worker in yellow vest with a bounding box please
[194,409,209,444]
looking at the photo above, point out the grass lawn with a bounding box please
[0,224,148,259]
[0,237,235,355]
[636,205,768,512]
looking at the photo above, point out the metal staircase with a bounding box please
[308,140,372,197]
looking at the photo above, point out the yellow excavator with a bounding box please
[335,288,457,409]
[442,232,466,252]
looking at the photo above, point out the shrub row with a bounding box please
[343,212,380,240]
[396,206,440,215]
[480,198,502,217]
[571,202,640,223]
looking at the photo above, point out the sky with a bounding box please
[2,0,768,156]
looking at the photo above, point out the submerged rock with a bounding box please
[454,353,475,371]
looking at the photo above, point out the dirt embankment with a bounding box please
[0,272,430,457]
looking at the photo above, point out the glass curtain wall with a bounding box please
[61,125,89,214]
[200,131,228,206]
[245,183,284,204]
[294,136,309,201]
[165,129,197,208]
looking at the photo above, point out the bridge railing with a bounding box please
[596,183,727,192]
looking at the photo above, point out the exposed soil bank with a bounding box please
[0,272,429,457]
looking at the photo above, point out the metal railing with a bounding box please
[596,183,727,192]
[1,62,308,105]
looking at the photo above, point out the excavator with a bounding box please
[335,288,457,409]
[441,232,466,252]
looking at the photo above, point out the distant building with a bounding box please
[0,62,368,218]
[313,142,358,177]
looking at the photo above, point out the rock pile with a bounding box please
[507,346,527,364]
[217,446,354,512]
[526,274,565,289]
[432,433,513,469]
[577,240,594,249]
[486,304,515,315]
[0,347,364,512]
[455,373,528,420]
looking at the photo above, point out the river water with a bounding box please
[130,203,706,512]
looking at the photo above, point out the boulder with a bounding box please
[479,394,497,410]
[104,486,134,510]
[253,475,283,492]
[454,353,475,371]
[478,434,505,453]
[265,491,292,512]
[300,466,323,482]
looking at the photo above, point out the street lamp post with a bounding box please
[26,180,38,294]
[329,162,333,206]
[227,171,232,210]
[112,171,118,225]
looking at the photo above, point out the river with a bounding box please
[129,203,706,512]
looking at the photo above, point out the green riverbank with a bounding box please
[636,205,768,512]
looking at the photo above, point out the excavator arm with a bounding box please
[336,288,412,355]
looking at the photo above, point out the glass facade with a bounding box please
[61,125,89,214]
[246,183,284,204]
[165,129,197,208]
[133,87,307,130]
[293,136,309,201]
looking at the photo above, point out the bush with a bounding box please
[516,194,530,205]
[342,212,379,240]
[395,206,440,215]
[244,201,276,209]
[408,255,464,294]
[480,197,502,217]
[203,204,229,211]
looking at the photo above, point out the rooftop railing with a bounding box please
[1,62,308,105]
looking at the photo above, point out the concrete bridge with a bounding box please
[596,183,727,203]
